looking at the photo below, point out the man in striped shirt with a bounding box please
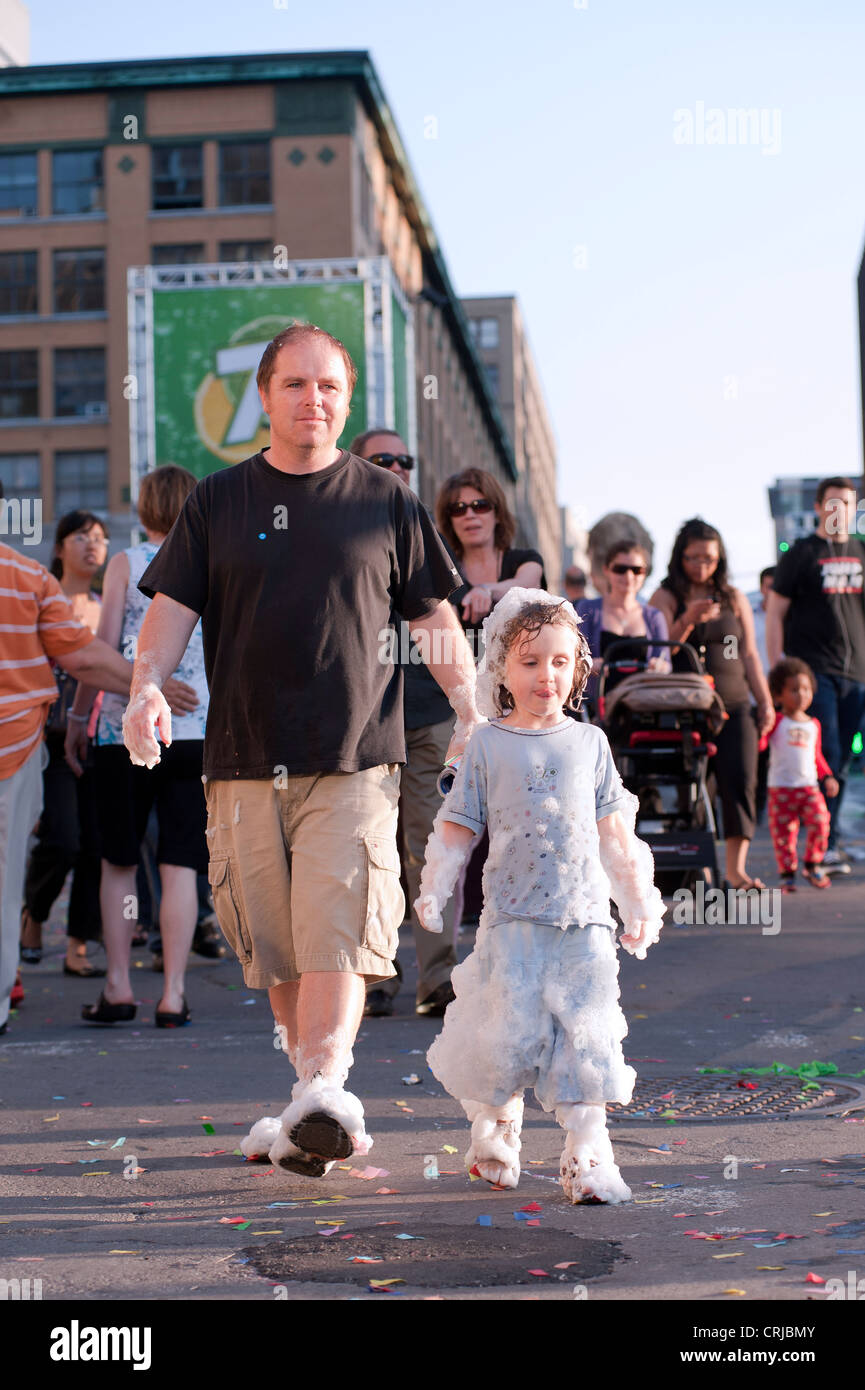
[0,535,133,1034]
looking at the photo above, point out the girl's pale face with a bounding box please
[503,623,577,725]
[57,524,107,579]
[450,486,497,550]
[604,548,648,602]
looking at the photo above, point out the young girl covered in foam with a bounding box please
[415,588,665,1203]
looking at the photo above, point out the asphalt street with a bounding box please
[2,780,864,1319]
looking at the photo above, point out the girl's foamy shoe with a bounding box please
[463,1098,523,1189]
[240,1116,282,1162]
[276,1077,372,1174]
[557,1111,632,1205]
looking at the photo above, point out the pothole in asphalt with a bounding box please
[240,1222,622,1288]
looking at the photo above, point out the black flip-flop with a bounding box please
[155,997,190,1028]
[81,993,136,1024]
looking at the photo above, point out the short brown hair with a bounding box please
[435,467,516,557]
[256,323,358,399]
[349,427,403,456]
[603,539,651,570]
[815,476,857,505]
[496,600,592,712]
[768,657,816,702]
[138,465,197,535]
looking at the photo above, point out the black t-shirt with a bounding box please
[773,533,865,682]
[139,450,462,779]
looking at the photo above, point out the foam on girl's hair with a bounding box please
[475,587,592,719]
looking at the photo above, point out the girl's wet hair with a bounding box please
[496,599,593,712]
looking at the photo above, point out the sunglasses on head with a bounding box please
[368,452,414,470]
[610,563,646,575]
[447,498,494,517]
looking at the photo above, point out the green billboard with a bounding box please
[151,281,368,478]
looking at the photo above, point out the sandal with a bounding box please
[155,997,190,1028]
[81,993,136,1024]
[64,960,107,978]
[19,909,43,964]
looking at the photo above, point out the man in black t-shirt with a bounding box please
[767,477,865,868]
[123,324,481,1175]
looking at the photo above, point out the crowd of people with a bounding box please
[0,324,862,1202]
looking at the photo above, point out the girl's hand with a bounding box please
[619,918,662,960]
[647,656,670,673]
[163,677,200,716]
[460,586,493,624]
[823,776,840,799]
[415,893,444,934]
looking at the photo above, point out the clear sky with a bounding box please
[24,0,865,589]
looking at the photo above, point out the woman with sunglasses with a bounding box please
[649,518,774,891]
[577,540,670,710]
[435,469,545,651]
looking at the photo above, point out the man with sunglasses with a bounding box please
[123,329,481,1177]
[350,428,462,1019]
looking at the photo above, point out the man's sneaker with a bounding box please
[363,989,394,1017]
[415,981,455,1017]
[822,849,851,875]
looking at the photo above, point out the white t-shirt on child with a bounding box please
[444,717,631,931]
[766,715,826,789]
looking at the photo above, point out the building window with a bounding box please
[152,144,203,211]
[219,141,270,206]
[151,243,206,265]
[470,316,499,349]
[358,156,374,236]
[218,240,272,262]
[0,152,38,218]
[54,450,108,513]
[0,251,37,315]
[53,249,105,313]
[0,452,40,500]
[52,149,104,215]
[0,350,38,418]
[54,348,107,418]
[484,362,500,398]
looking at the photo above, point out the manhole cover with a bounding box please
[607,1076,864,1122]
[240,1222,621,1288]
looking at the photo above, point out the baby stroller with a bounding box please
[597,638,726,890]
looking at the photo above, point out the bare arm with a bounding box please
[123,594,200,768]
[69,551,131,722]
[461,559,544,624]
[598,810,665,959]
[765,591,790,670]
[732,589,773,735]
[408,599,483,760]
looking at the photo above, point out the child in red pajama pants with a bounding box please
[763,658,839,892]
